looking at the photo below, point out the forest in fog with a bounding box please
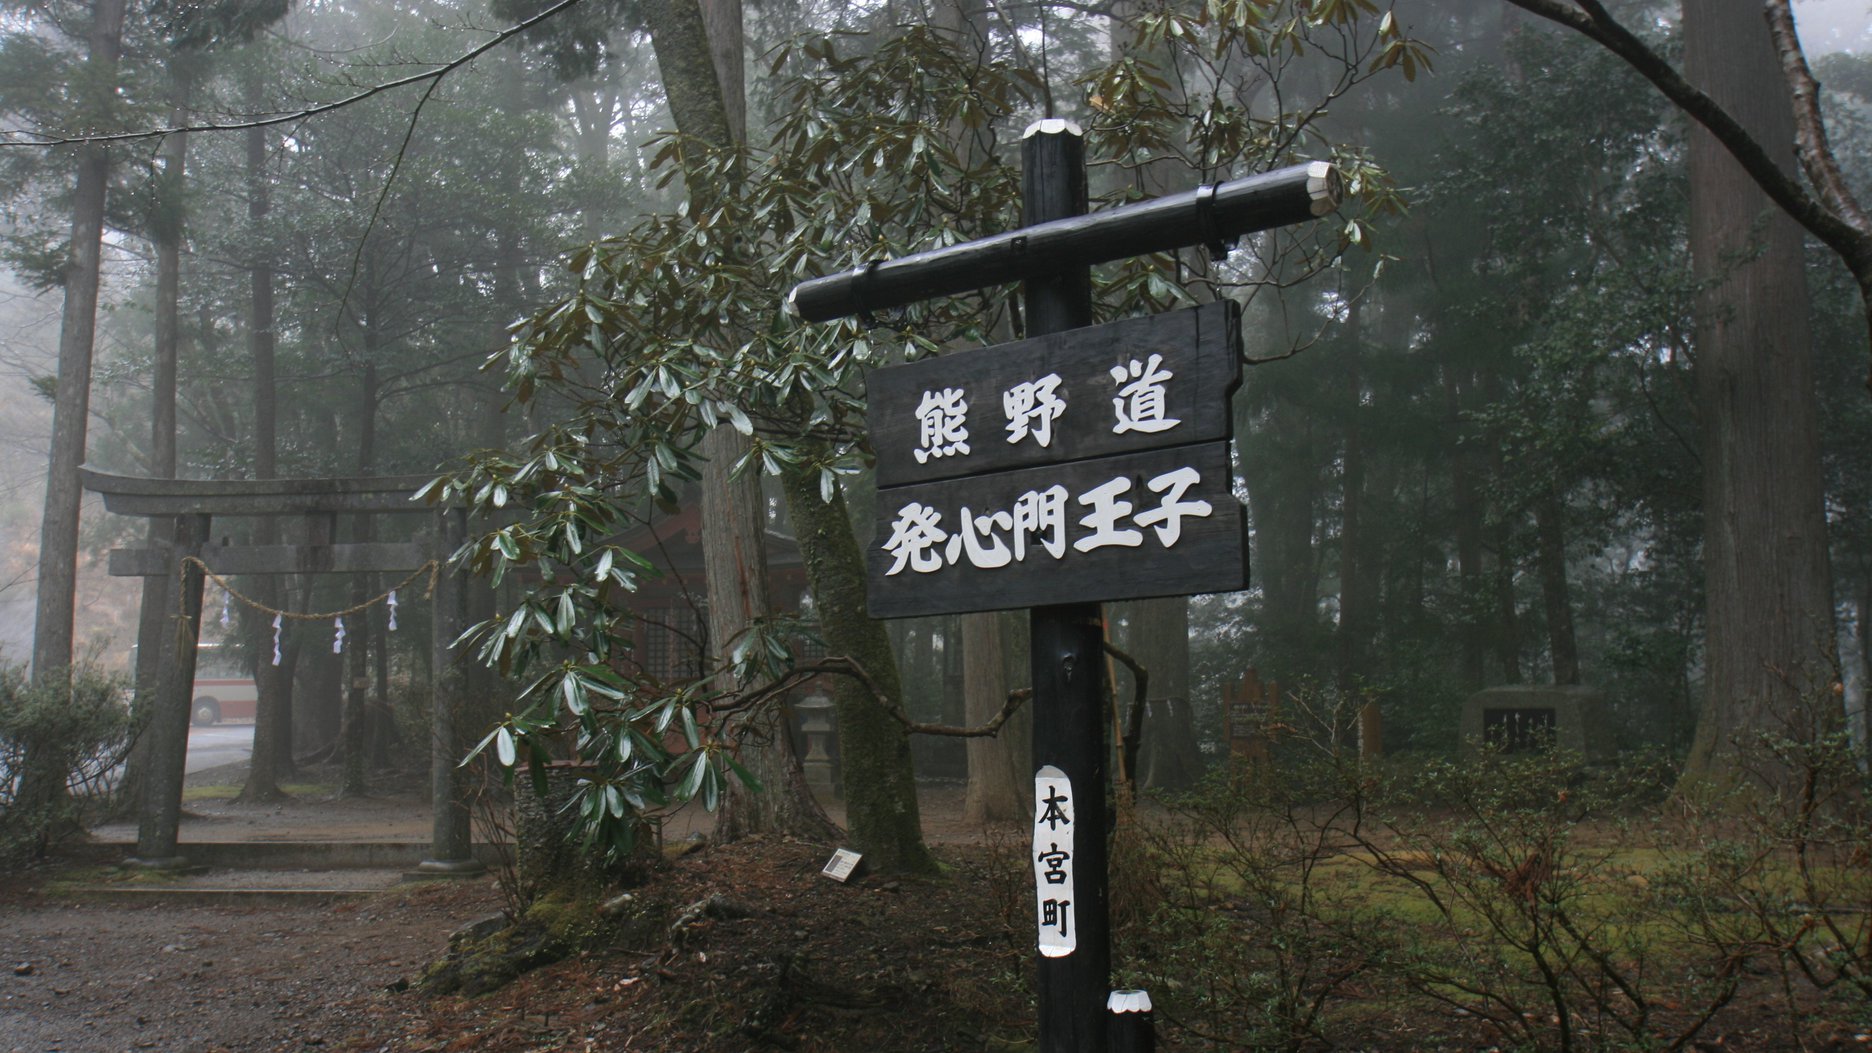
[0,0,1868,798]
[7,3,1872,1049]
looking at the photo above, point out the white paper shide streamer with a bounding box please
[387,589,398,631]
[271,613,283,666]
[332,615,345,654]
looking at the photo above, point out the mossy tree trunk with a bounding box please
[780,461,935,875]
[241,64,292,801]
[341,360,380,798]
[708,433,840,844]
[20,0,130,827]
[119,71,190,820]
[1118,597,1202,793]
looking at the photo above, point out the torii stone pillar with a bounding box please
[129,512,209,868]
[416,506,481,875]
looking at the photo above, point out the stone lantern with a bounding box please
[795,692,837,801]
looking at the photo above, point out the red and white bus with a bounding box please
[128,643,260,725]
[190,646,258,725]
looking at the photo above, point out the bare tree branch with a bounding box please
[787,654,1034,738]
[337,72,447,325]
[892,685,1033,738]
[0,0,592,148]
[1499,0,1865,263]
[1763,0,1872,239]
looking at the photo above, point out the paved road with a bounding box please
[186,722,254,774]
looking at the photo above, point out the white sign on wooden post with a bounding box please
[1032,764,1077,958]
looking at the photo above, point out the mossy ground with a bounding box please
[418,890,659,998]
[181,781,332,802]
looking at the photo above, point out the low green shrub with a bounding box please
[0,658,137,863]
[1113,720,1870,1051]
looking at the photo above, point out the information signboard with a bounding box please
[865,302,1249,619]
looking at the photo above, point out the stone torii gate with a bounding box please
[81,467,484,875]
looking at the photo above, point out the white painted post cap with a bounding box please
[1107,989,1153,1013]
[1023,117,1084,139]
[1306,161,1344,215]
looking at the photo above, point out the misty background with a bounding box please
[0,0,1868,763]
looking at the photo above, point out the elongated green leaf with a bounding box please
[678,751,709,800]
[680,705,701,750]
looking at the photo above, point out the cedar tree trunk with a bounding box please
[18,0,131,828]
[1682,0,1835,781]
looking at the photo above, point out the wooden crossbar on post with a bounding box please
[787,160,1339,323]
[107,541,427,578]
[79,467,433,516]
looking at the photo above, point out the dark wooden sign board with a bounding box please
[866,302,1240,487]
[866,441,1247,618]
[863,301,1248,621]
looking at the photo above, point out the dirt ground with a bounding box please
[3,843,1035,1053]
[3,764,1036,1053]
[348,836,1039,1053]
[1,879,499,1053]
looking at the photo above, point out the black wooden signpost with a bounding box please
[790,119,1339,1053]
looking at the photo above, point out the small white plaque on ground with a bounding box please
[821,847,864,883]
[1032,764,1076,957]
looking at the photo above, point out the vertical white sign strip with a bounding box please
[1032,764,1077,958]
